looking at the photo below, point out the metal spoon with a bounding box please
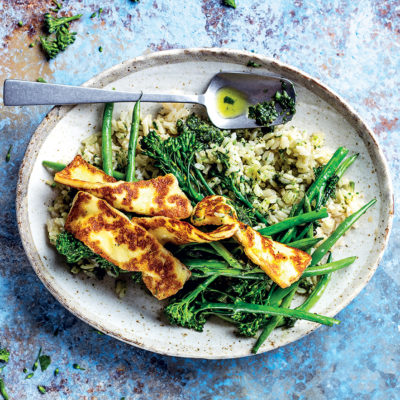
[3,72,295,129]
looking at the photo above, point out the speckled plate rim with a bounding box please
[16,48,394,359]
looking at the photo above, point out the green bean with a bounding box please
[302,256,356,277]
[297,273,331,311]
[125,99,141,182]
[311,199,376,266]
[258,208,328,236]
[286,237,322,250]
[197,301,340,326]
[42,160,125,180]
[101,103,114,176]
[252,284,298,354]
[335,153,358,179]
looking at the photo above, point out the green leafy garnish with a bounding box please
[223,96,235,105]
[223,0,236,8]
[37,77,47,83]
[0,349,9,364]
[0,379,8,400]
[247,60,261,68]
[54,368,59,376]
[39,355,51,372]
[73,363,85,370]
[5,146,12,163]
[38,385,46,394]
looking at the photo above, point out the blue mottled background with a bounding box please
[0,1,399,399]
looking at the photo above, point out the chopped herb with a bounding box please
[0,379,8,400]
[223,96,235,105]
[120,398,125,400]
[248,100,278,126]
[98,8,103,15]
[18,21,24,27]
[29,42,35,48]
[247,60,261,68]
[90,12,97,18]
[23,368,28,374]
[52,0,62,10]
[223,0,236,8]
[0,349,9,363]
[274,87,296,115]
[248,82,296,126]
[54,368,59,376]
[98,46,103,52]
[73,363,85,370]
[32,347,42,371]
[25,373,34,379]
[152,121,158,130]
[38,385,46,394]
[37,77,47,83]
[39,354,51,371]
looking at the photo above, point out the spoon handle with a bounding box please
[3,79,204,106]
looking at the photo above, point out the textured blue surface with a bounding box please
[0,1,399,398]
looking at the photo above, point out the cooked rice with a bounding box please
[46,104,363,283]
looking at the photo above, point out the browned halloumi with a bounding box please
[132,216,238,245]
[65,191,191,300]
[55,155,193,219]
[191,195,311,288]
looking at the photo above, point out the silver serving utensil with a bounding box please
[3,72,295,129]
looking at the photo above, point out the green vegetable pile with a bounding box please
[43,104,375,354]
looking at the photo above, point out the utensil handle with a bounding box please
[3,79,204,106]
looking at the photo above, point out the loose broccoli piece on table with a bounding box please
[43,12,82,34]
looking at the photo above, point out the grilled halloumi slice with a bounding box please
[132,216,238,245]
[65,191,191,300]
[55,155,193,219]
[191,196,311,288]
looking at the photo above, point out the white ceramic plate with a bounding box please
[17,49,393,359]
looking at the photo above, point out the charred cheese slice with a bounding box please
[191,195,311,288]
[132,216,238,245]
[55,155,193,219]
[65,191,191,300]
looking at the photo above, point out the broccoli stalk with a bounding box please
[43,12,82,34]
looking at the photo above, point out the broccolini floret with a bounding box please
[39,36,59,59]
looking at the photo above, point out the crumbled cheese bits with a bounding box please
[65,191,191,300]
[55,155,193,219]
[191,196,312,288]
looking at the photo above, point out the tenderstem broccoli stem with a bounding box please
[209,242,244,270]
[252,284,298,353]
[125,99,141,182]
[42,160,125,180]
[258,208,328,236]
[311,199,376,266]
[102,103,114,176]
[197,302,340,326]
